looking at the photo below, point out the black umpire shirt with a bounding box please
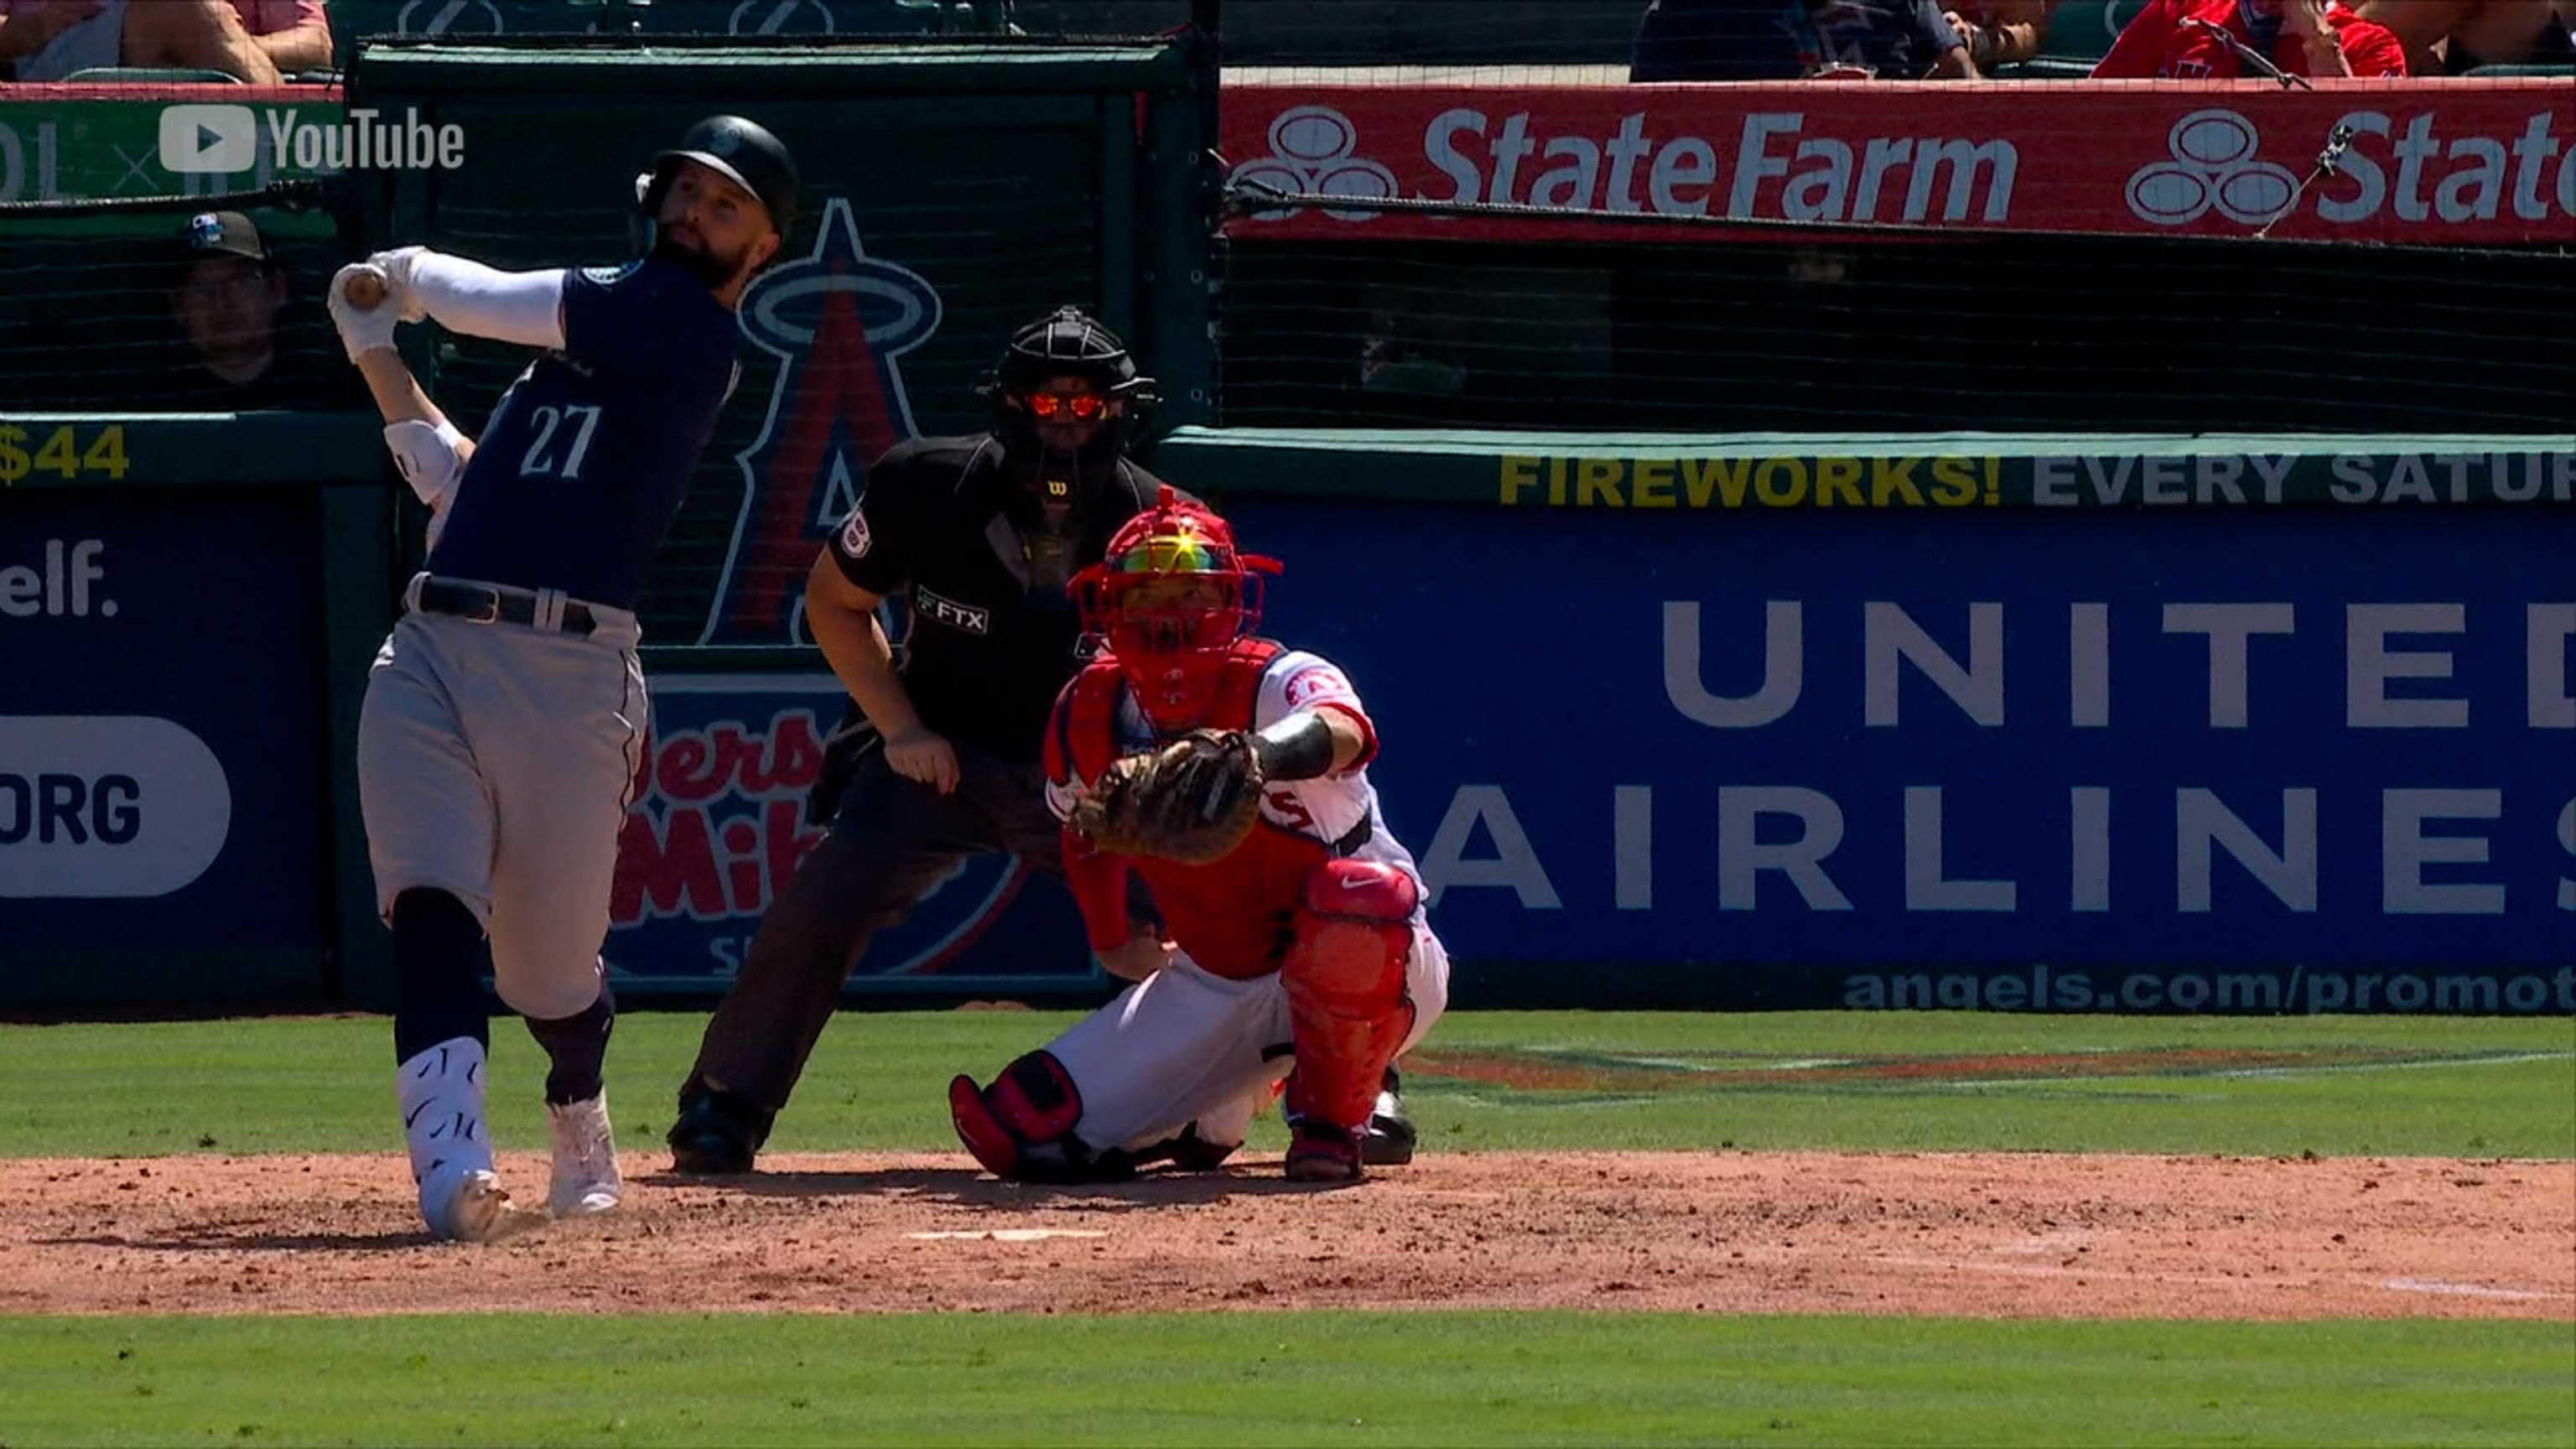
[826,434,1168,762]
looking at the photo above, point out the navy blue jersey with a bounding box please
[423,257,742,611]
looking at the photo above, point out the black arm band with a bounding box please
[1249,710,1337,782]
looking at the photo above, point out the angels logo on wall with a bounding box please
[700,195,943,647]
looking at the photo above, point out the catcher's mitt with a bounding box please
[1067,729,1264,865]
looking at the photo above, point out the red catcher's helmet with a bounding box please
[1072,487,1281,730]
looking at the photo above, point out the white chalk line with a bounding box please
[906,1228,1109,1243]
[2207,1052,2576,1081]
[2376,1277,2563,1301]
[1933,1052,2575,1091]
[1872,1254,2282,1291]
[1867,1254,2568,1300]
[1576,1049,2574,1091]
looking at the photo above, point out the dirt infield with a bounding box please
[3,1150,2568,1321]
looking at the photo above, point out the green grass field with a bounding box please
[3,1010,2569,1159]
[2,1010,2570,1446]
[5,1313,2568,1447]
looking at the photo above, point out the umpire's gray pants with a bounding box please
[685,736,1067,1111]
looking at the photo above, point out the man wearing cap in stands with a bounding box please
[161,210,343,412]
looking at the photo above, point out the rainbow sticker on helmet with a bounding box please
[1115,533,1226,574]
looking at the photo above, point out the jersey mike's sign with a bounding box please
[1222,497,2576,1010]
[1220,80,2576,246]
[604,675,1093,992]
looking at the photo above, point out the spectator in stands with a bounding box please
[160,210,338,410]
[2091,0,2408,76]
[229,0,332,74]
[1945,0,2054,68]
[0,0,109,76]
[0,0,283,83]
[1630,0,1981,80]
[2353,0,2574,71]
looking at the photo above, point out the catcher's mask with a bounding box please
[1072,488,1280,730]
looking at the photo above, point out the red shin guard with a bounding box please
[1280,859,1418,1132]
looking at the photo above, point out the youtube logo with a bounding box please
[158,105,256,174]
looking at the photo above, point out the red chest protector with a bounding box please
[1050,639,1322,981]
[1051,638,1282,785]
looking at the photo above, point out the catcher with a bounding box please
[949,490,1450,1184]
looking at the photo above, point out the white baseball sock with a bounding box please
[396,1036,496,1223]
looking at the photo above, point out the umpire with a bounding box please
[667,306,1170,1173]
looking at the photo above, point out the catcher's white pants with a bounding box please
[1047,924,1450,1156]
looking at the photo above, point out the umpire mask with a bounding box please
[984,306,1160,505]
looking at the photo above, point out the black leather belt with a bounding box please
[413,577,600,637]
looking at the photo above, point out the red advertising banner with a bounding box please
[1221,79,2576,245]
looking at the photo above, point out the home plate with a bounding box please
[908,1228,1109,1243]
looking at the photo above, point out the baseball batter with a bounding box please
[334,116,799,1242]
[950,491,1449,1184]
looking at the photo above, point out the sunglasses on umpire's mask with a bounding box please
[1021,391,1108,423]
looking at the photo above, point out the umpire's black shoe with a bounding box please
[667,1085,772,1176]
[1360,1064,1417,1166]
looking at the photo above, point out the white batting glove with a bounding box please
[366,245,434,324]
[328,262,400,361]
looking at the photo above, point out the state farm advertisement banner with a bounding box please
[1222,80,2576,245]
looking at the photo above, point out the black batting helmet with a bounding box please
[632,115,800,252]
[987,305,1159,407]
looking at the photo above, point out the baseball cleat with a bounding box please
[546,1090,623,1218]
[1285,1122,1365,1184]
[1360,1066,1417,1166]
[429,1169,547,1244]
[667,1086,767,1176]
